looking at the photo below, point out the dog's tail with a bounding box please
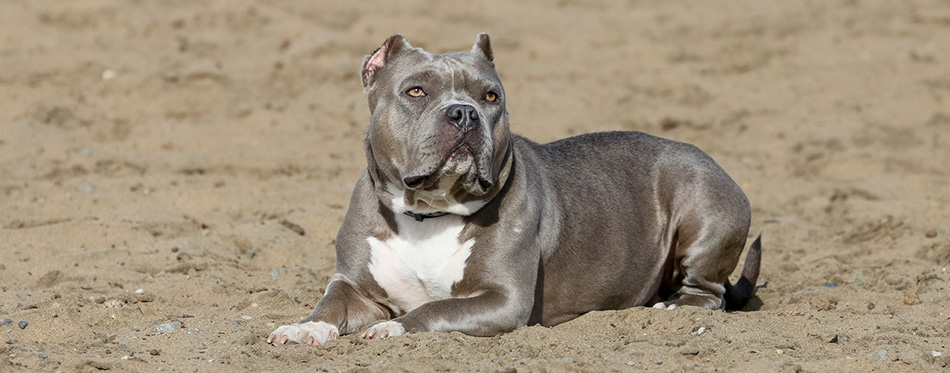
[722,233,762,311]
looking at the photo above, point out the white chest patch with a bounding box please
[367,214,474,314]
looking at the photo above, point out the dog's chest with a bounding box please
[366,215,474,314]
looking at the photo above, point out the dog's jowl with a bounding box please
[268,33,762,346]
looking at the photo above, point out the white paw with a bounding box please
[361,320,405,340]
[267,321,339,346]
[652,302,678,310]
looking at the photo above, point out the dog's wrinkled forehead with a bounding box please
[361,34,500,107]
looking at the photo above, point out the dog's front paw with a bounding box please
[361,320,405,340]
[652,302,678,310]
[267,321,339,346]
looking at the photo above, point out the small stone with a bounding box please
[776,349,784,354]
[17,321,27,329]
[626,361,635,366]
[750,349,763,353]
[0,319,11,325]
[933,351,943,358]
[149,349,160,356]
[822,282,837,288]
[679,348,700,356]
[155,321,182,335]
[874,349,888,360]
[280,220,306,236]
[38,353,48,359]
[925,230,938,238]
[904,293,921,306]
[867,302,876,310]
[134,289,144,294]
[5,340,14,344]
[694,326,706,335]
[270,266,283,280]
[120,343,128,349]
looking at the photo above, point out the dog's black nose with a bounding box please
[445,104,479,131]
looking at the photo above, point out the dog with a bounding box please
[267,33,761,346]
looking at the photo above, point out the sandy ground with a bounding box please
[1,0,949,371]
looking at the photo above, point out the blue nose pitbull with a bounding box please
[268,33,762,346]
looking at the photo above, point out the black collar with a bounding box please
[403,211,450,221]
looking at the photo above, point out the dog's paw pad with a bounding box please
[361,320,405,340]
[267,321,339,346]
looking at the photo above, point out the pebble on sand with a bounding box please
[18,321,27,329]
[0,319,11,325]
[155,321,182,335]
[38,353,48,359]
[904,293,921,306]
[280,220,306,236]
[874,349,889,360]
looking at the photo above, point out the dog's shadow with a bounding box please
[739,296,764,311]
[736,282,768,312]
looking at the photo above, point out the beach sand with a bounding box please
[1,0,949,371]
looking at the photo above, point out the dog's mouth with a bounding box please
[402,143,493,195]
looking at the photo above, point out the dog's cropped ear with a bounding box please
[362,34,414,90]
[471,33,493,63]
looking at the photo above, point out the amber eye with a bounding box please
[485,91,498,102]
[406,87,425,97]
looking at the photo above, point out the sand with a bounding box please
[1,0,949,371]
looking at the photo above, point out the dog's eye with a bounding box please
[406,87,425,97]
[485,91,498,102]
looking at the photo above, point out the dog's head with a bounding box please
[360,34,512,216]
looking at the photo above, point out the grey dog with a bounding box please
[268,33,761,346]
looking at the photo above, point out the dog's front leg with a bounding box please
[268,277,387,346]
[362,288,531,339]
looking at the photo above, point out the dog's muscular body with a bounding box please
[268,34,761,346]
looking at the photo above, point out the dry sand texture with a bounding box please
[2,0,950,371]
